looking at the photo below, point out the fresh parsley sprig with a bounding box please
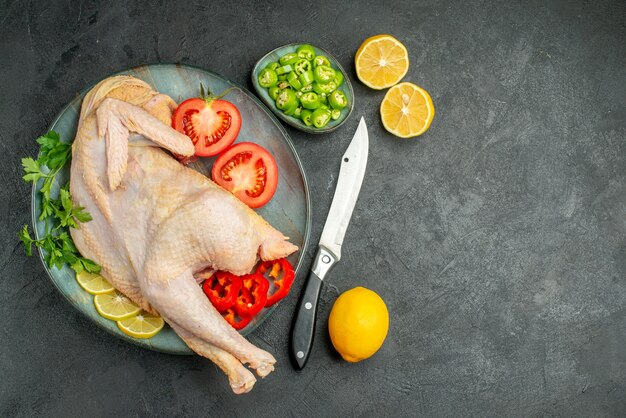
[19,131,101,274]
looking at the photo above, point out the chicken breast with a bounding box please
[69,75,298,393]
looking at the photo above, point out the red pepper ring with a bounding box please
[256,258,296,307]
[202,272,242,313]
[222,308,252,330]
[234,273,269,317]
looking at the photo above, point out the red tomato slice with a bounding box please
[211,142,279,208]
[172,98,241,157]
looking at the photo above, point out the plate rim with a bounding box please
[31,62,312,354]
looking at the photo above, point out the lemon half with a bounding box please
[381,82,434,138]
[355,34,409,90]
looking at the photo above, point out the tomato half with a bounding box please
[172,98,241,157]
[211,142,279,208]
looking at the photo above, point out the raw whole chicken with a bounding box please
[69,75,298,394]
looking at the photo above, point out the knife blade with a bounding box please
[290,117,369,369]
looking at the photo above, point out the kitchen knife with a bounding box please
[290,117,369,370]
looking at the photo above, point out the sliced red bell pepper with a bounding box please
[234,273,269,317]
[222,308,252,330]
[256,258,295,307]
[202,272,242,313]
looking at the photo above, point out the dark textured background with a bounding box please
[1,0,625,416]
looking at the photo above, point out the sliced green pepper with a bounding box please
[277,80,290,90]
[268,86,281,100]
[287,72,303,90]
[276,64,293,75]
[297,44,316,61]
[278,74,288,81]
[298,69,314,86]
[265,62,280,71]
[301,83,314,92]
[313,65,336,84]
[331,109,341,120]
[328,90,348,110]
[319,94,328,106]
[300,92,321,110]
[313,56,331,67]
[294,107,302,118]
[300,109,313,126]
[294,59,312,75]
[284,98,300,116]
[334,71,344,87]
[279,53,298,66]
[258,68,278,88]
[276,89,298,111]
[311,107,331,128]
[313,81,337,95]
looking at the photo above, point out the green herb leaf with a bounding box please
[19,225,34,256]
[36,131,60,152]
[21,157,45,183]
[20,131,101,275]
[78,257,101,274]
[73,207,92,223]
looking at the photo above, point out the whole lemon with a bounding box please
[328,287,389,362]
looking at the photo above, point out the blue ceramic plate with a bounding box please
[252,43,355,134]
[32,63,311,355]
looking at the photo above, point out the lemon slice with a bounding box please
[117,312,165,339]
[94,291,141,321]
[380,82,434,138]
[355,34,409,90]
[76,271,115,295]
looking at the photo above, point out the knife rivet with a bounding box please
[305,302,312,310]
[297,351,304,359]
[322,255,331,264]
[344,158,349,162]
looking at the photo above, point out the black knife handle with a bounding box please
[290,246,338,370]
[290,270,323,369]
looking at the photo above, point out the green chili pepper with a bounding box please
[300,109,313,126]
[300,92,321,110]
[258,68,278,88]
[268,86,281,100]
[301,83,313,92]
[328,90,348,110]
[278,81,290,90]
[294,59,312,75]
[298,69,314,87]
[297,44,316,61]
[331,109,341,120]
[313,56,331,67]
[279,53,299,66]
[287,72,303,90]
[278,74,288,81]
[284,97,300,116]
[276,89,298,111]
[276,64,293,75]
[265,62,280,71]
[311,107,332,128]
[334,71,344,87]
[313,65,336,84]
[294,107,302,118]
[313,81,337,95]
